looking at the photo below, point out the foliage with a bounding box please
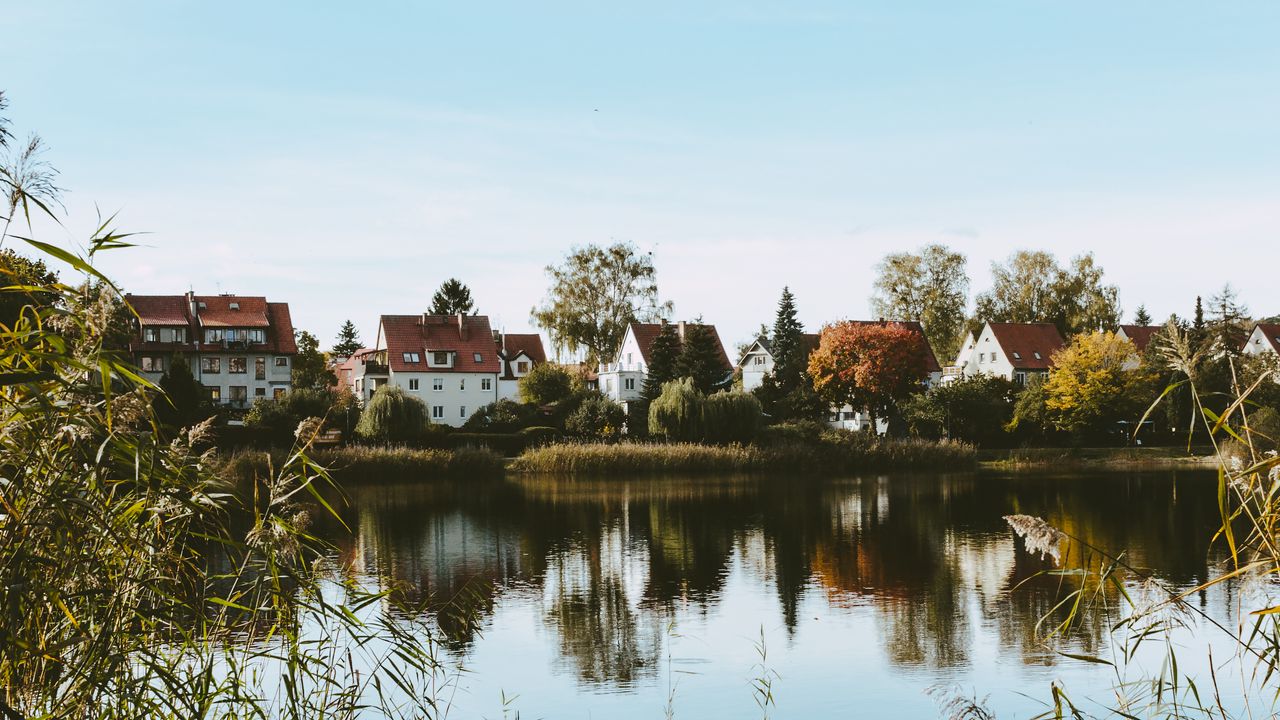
[532,242,671,365]
[641,321,681,402]
[753,371,828,423]
[870,244,969,361]
[676,322,728,394]
[519,361,575,405]
[769,287,807,393]
[808,321,928,427]
[244,387,360,445]
[1,130,63,245]
[1006,374,1054,441]
[649,377,705,441]
[648,378,763,444]
[429,277,476,316]
[331,319,361,357]
[901,374,1018,446]
[1132,304,1152,326]
[564,393,626,440]
[1041,331,1156,439]
[355,384,429,442]
[223,445,504,485]
[1207,283,1250,356]
[152,354,212,431]
[292,329,336,390]
[702,390,764,444]
[0,248,57,327]
[464,398,537,432]
[972,250,1121,338]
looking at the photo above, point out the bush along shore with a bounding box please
[510,423,976,476]
[222,445,506,485]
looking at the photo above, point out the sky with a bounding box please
[3,1,1278,360]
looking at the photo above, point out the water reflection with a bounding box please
[333,471,1228,688]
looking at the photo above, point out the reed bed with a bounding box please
[222,444,505,485]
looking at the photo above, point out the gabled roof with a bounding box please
[128,295,190,325]
[1118,325,1162,353]
[497,333,547,380]
[196,295,271,328]
[985,322,1065,370]
[1248,323,1280,354]
[626,321,732,373]
[378,314,501,374]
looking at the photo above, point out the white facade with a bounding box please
[387,371,499,427]
[1243,324,1280,359]
[738,339,774,392]
[135,351,294,407]
[958,325,1019,381]
[497,350,537,402]
[597,326,648,404]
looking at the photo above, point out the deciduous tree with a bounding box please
[292,330,336,390]
[355,385,428,442]
[973,251,1120,338]
[807,322,929,429]
[532,242,670,365]
[870,244,969,360]
[1042,331,1155,439]
[519,362,574,406]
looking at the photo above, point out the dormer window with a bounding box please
[144,328,159,343]
[1033,352,1042,360]
[403,352,420,363]
[229,302,240,311]
[433,351,449,365]
[1013,352,1022,360]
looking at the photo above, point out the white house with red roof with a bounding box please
[356,313,502,427]
[1243,323,1280,360]
[598,321,733,407]
[957,322,1065,385]
[495,332,547,402]
[125,291,297,407]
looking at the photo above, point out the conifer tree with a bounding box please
[676,323,726,394]
[429,278,476,316]
[770,287,805,393]
[1133,305,1152,326]
[641,322,681,401]
[332,320,361,357]
[1209,284,1250,356]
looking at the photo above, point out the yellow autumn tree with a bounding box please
[1043,331,1155,438]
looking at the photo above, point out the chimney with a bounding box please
[186,290,198,321]
[677,320,687,342]
[457,313,468,340]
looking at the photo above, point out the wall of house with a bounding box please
[959,326,1016,381]
[739,346,774,391]
[135,350,293,406]
[1243,326,1278,358]
[598,370,645,403]
[389,371,499,428]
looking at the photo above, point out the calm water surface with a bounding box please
[326,471,1255,718]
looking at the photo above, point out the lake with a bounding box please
[324,470,1258,718]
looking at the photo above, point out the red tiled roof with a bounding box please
[127,295,190,326]
[1118,325,1162,353]
[628,321,732,373]
[497,333,547,380]
[379,314,502,374]
[1250,323,1280,354]
[987,323,1065,370]
[266,302,298,353]
[196,295,271,328]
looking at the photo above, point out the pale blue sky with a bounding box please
[4,1,1278,357]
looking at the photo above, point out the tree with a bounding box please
[291,330,336,390]
[901,375,1018,446]
[532,242,671,365]
[152,355,210,431]
[648,378,704,441]
[464,398,536,432]
[429,278,476,316]
[355,385,428,442]
[676,323,727,394]
[973,251,1120,338]
[769,287,806,392]
[519,363,574,405]
[565,394,626,440]
[332,320,361,357]
[870,244,969,361]
[1208,284,1250,356]
[807,322,929,429]
[640,322,681,402]
[1133,305,1152,326]
[0,249,57,327]
[1042,331,1155,440]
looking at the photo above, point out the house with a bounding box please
[351,313,502,428]
[597,321,733,407]
[1242,323,1280,359]
[942,331,978,383]
[956,322,1065,385]
[1117,325,1163,354]
[126,291,297,408]
[495,332,548,402]
[738,333,820,392]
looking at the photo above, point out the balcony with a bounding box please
[362,362,389,376]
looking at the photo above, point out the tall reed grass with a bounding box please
[223,444,505,485]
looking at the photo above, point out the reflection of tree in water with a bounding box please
[329,470,1229,686]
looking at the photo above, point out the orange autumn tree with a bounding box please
[807,322,929,430]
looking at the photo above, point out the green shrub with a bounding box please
[519,425,562,448]
[518,363,574,405]
[702,391,764,443]
[464,398,536,432]
[648,379,764,443]
[447,432,525,456]
[564,393,626,440]
[354,385,429,442]
[648,378,705,441]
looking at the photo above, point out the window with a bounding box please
[432,405,444,419]
[274,357,288,367]
[626,352,632,365]
[247,329,266,344]
[255,357,266,380]
[1015,371,1028,386]
[978,352,985,362]
[169,328,187,343]
[473,352,483,363]
[433,351,449,365]
[205,329,224,343]
[1013,352,1022,360]
[409,379,419,390]
[460,378,466,390]
[206,387,221,402]
[229,357,247,374]
[229,386,247,403]
[140,356,165,372]
[1033,352,1042,360]
[273,388,286,399]
[481,378,492,391]
[754,356,766,365]
[201,357,221,374]
[403,352,420,363]
[624,378,635,390]
[517,361,530,373]
[432,378,443,391]
[991,352,998,362]
[144,327,159,343]
[460,406,466,418]
[254,387,266,397]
